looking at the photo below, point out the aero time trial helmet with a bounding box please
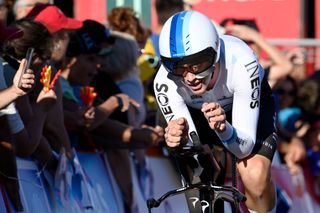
[159,10,220,76]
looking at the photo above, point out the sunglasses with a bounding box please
[160,47,217,76]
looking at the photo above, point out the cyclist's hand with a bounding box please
[164,118,188,147]
[201,102,226,132]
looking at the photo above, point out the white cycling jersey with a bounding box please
[154,35,268,159]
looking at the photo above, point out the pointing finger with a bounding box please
[129,98,140,108]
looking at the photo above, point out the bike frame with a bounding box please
[146,131,246,213]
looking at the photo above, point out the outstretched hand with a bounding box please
[114,93,140,112]
[141,125,164,146]
[36,89,57,111]
[284,137,306,175]
[164,118,189,147]
[225,24,261,42]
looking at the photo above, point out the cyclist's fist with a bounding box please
[165,118,189,147]
[201,102,226,132]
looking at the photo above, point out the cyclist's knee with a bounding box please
[238,155,271,197]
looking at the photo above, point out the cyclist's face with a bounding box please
[176,61,211,77]
[179,61,214,95]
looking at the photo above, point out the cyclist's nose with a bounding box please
[184,71,197,82]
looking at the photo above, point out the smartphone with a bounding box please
[18,47,34,89]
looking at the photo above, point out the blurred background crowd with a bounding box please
[0,0,320,212]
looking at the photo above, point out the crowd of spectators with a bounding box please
[0,0,320,212]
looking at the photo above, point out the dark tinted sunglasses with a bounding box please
[160,47,217,76]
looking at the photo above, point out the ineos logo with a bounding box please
[189,197,210,213]
[251,87,259,100]
[155,83,174,120]
[245,60,260,109]
[157,93,169,106]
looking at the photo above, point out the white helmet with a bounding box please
[159,10,220,75]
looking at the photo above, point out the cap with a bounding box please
[82,20,115,44]
[278,107,302,133]
[0,21,24,43]
[66,29,104,57]
[26,4,82,33]
[65,20,115,57]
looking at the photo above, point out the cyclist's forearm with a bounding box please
[216,121,255,159]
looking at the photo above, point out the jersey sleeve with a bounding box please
[153,66,198,144]
[0,65,24,134]
[217,56,263,159]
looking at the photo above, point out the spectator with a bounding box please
[152,0,184,57]
[78,19,163,147]
[0,0,9,23]
[108,6,161,126]
[274,77,301,167]
[1,18,56,211]
[275,76,298,110]
[0,21,34,108]
[26,3,83,155]
[2,18,57,163]
[285,48,308,84]
[278,77,320,175]
[0,59,34,108]
[305,121,320,190]
[61,24,163,212]
[100,31,146,126]
[296,78,320,122]
[13,0,49,20]
[0,19,34,211]
[108,6,150,49]
[60,24,140,140]
[26,3,83,63]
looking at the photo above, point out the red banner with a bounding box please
[191,0,301,39]
[74,0,107,24]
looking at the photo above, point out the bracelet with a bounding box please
[115,95,123,109]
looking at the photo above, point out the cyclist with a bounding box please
[154,11,277,213]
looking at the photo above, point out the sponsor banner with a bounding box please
[77,152,123,213]
[14,158,52,213]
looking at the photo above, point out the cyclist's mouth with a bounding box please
[188,82,202,91]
